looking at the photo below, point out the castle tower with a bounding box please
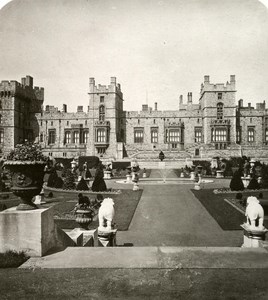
[199,75,237,149]
[0,76,44,155]
[88,77,124,158]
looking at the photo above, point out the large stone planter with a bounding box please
[4,161,46,210]
[75,208,93,230]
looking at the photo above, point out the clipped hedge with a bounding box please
[112,161,131,171]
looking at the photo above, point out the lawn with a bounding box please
[192,189,268,230]
[45,189,143,231]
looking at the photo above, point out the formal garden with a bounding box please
[0,144,268,266]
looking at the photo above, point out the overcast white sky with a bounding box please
[0,0,268,112]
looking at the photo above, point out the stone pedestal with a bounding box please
[98,229,117,247]
[66,228,98,247]
[0,207,74,256]
[241,223,268,248]
[133,182,139,191]
[216,170,224,178]
[126,174,132,183]
[190,172,195,181]
[241,176,251,188]
[104,171,111,179]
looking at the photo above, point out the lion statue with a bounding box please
[98,197,115,231]
[245,196,264,230]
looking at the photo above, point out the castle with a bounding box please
[0,75,268,163]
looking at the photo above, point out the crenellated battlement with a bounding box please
[89,77,123,98]
[200,75,236,97]
[0,76,44,102]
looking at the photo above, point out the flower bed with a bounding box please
[213,188,268,194]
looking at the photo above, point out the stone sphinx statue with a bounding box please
[98,197,115,231]
[245,196,264,230]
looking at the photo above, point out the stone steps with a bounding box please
[21,246,268,269]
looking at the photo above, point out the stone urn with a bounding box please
[75,208,93,230]
[4,161,46,210]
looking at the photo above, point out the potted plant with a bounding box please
[3,142,48,210]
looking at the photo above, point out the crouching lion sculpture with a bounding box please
[245,196,264,230]
[98,197,115,231]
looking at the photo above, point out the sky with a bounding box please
[0,0,268,112]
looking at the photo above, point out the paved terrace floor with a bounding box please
[112,169,242,247]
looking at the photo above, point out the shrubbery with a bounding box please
[62,169,76,190]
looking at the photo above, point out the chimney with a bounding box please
[204,75,210,83]
[187,92,192,103]
[179,95,183,105]
[230,75,236,83]
[248,103,251,108]
[77,106,83,112]
[89,77,95,85]
[62,104,67,113]
[238,99,243,108]
[142,104,148,111]
[21,77,26,86]
[154,102,158,111]
[111,77,116,85]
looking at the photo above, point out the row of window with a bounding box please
[42,130,89,145]
[133,129,183,144]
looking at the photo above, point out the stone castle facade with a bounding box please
[0,75,268,162]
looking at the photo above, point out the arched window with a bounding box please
[97,128,106,142]
[217,102,223,120]
[99,105,105,121]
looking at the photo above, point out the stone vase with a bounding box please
[75,208,93,230]
[4,161,46,210]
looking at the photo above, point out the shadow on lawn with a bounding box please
[191,189,245,230]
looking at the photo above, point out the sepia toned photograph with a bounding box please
[0,0,268,298]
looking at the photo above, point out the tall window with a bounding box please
[217,102,223,120]
[134,128,144,143]
[236,128,241,144]
[48,129,56,145]
[151,128,158,143]
[214,129,227,142]
[82,131,88,144]
[0,114,2,124]
[73,131,80,144]
[0,130,3,143]
[40,133,43,143]
[168,130,180,143]
[97,128,106,142]
[65,131,71,144]
[99,105,105,121]
[100,96,104,103]
[248,128,254,142]
[218,93,222,100]
[195,129,202,143]
[265,129,268,142]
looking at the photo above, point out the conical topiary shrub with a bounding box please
[247,177,260,190]
[76,177,89,191]
[230,170,244,191]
